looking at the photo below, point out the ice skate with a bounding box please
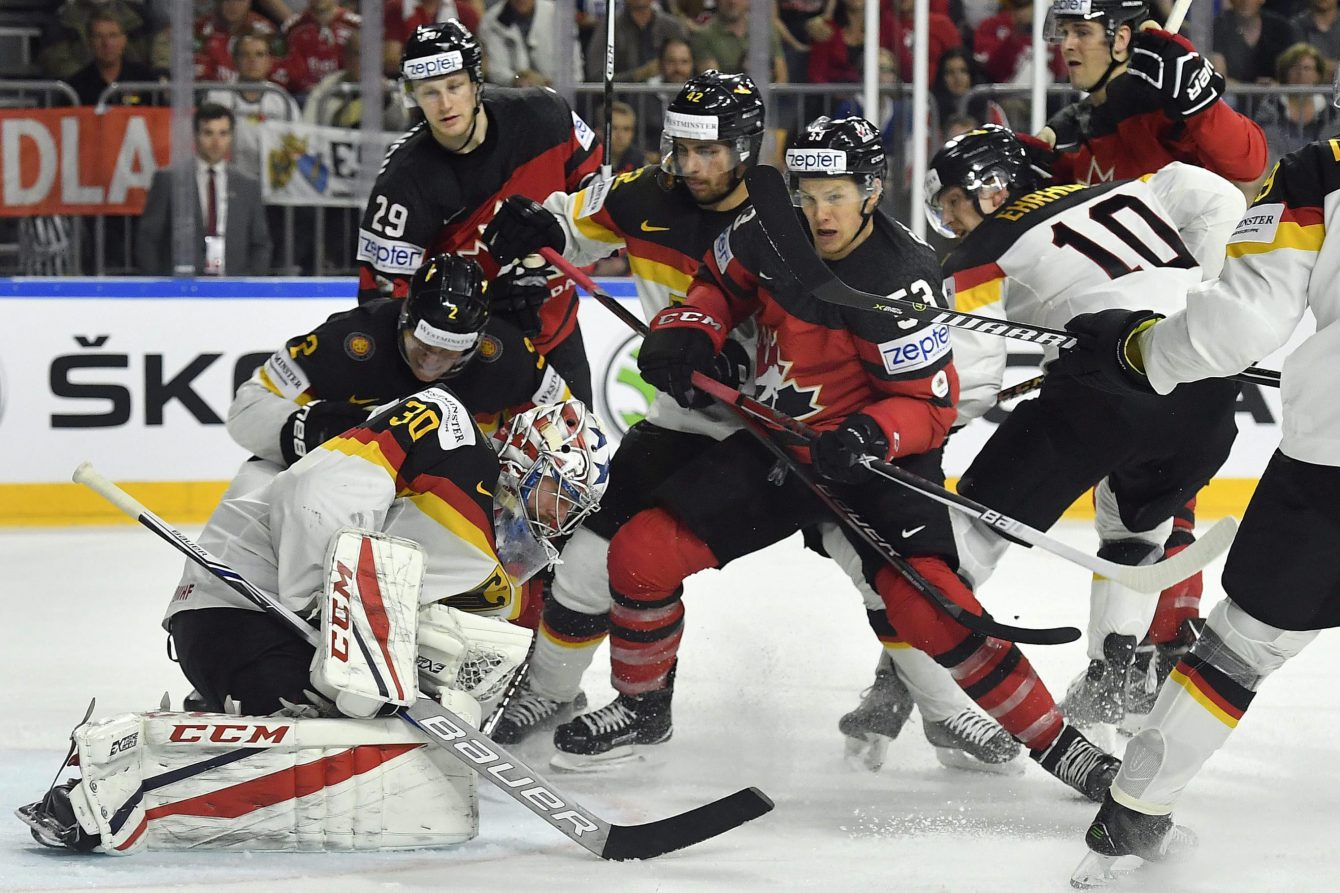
[550,686,673,771]
[923,709,1024,775]
[1062,634,1137,747]
[489,681,588,745]
[838,653,914,772]
[1122,618,1205,733]
[1070,792,1197,888]
[1031,724,1121,802]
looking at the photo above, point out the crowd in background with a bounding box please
[3,0,1338,275]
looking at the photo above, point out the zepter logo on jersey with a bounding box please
[598,332,654,439]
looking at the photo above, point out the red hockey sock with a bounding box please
[875,557,1063,750]
[606,508,718,695]
[1148,499,1203,644]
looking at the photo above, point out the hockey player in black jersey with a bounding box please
[356,21,602,404]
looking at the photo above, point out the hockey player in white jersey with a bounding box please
[18,397,611,855]
[482,80,1017,773]
[1055,121,1340,885]
[924,125,1246,744]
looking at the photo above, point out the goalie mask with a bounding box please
[493,400,611,576]
[660,70,765,200]
[399,254,490,381]
[925,125,1036,238]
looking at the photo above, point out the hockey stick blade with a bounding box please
[743,166,1281,389]
[73,462,773,860]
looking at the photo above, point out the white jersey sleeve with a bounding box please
[1142,162,1247,279]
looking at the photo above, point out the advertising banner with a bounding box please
[259,120,397,207]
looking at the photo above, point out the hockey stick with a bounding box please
[996,374,1045,403]
[541,249,1081,645]
[687,377,1237,594]
[72,462,773,861]
[1164,0,1194,34]
[600,0,615,180]
[743,166,1282,391]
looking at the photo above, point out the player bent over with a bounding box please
[1054,124,1340,885]
[549,115,1113,799]
[483,84,1016,773]
[18,396,610,854]
[925,127,1245,748]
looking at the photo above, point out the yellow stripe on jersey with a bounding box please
[1169,666,1240,728]
[628,255,695,296]
[320,434,400,482]
[571,190,624,245]
[402,488,497,562]
[953,275,1005,314]
[1226,221,1325,258]
[1330,138,1340,162]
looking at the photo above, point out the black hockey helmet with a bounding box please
[400,254,490,379]
[1045,0,1148,43]
[660,70,766,178]
[785,116,886,199]
[925,125,1036,237]
[400,20,484,84]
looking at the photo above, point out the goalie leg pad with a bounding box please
[417,603,534,708]
[311,529,424,719]
[62,711,478,854]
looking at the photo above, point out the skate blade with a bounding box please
[15,802,73,850]
[934,747,1025,776]
[1070,850,1142,888]
[842,733,889,773]
[549,743,651,773]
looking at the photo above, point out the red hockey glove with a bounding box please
[1056,309,1163,394]
[810,414,889,483]
[483,195,566,267]
[638,307,727,409]
[1127,30,1225,118]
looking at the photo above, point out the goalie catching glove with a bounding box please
[1126,30,1225,118]
[638,307,749,409]
[810,414,889,482]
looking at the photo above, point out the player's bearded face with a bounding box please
[412,73,479,143]
[673,139,737,204]
[796,178,874,259]
[1057,20,1122,91]
[401,331,470,381]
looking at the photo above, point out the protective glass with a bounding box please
[493,485,558,584]
[659,135,748,177]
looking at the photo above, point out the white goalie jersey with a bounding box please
[944,162,1246,425]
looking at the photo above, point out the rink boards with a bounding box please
[0,277,1304,525]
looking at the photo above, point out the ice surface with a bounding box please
[0,524,1331,892]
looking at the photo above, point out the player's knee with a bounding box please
[1194,598,1319,690]
[1094,477,1173,547]
[874,557,980,656]
[608,508,717,600]
[551,527,614,614]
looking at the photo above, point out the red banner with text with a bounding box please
[0,107,171,217]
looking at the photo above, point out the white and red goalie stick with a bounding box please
[71,462,773,861]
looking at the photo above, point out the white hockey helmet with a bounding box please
[493,400,611,568]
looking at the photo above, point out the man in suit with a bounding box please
[137,103,273,276]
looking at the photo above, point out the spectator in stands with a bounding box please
[886,0,962,83]
[806,0,894,84]
[584,0,687,82]
[1256,42,1337,159]
[942,111,981,139]
[972,0,1066,86]
[932,47,1008,141]
[776,0,831,83]
[137,103,271,276]
[190,0,278,82]
[281,0,361,96]
[204,29,300,180]
[637,36,696,154]
[64,10,161,106]
[305,30,411,130]
[482,0,581,86]
[603,100,648,171]
[383,0,483,79]
[1292,0,1340,75]
[832,47,910,142]
[1212,0,1302,85]
[41,0,149,81]
[690,0,788,82]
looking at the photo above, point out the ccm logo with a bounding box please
[329,561,355,662]
[168,724,291,745]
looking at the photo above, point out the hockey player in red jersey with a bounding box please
[546,116,1118,800]
[925,125,1244,746]
[1055,120,1340,888]
[1038,0,1267,186]
[482,80,1018,774]
[356,21,603,403]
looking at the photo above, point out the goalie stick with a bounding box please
[541,248,1080,646]
[71,462,773,861]
[687,376,1237,594]
[743,165,1282,391]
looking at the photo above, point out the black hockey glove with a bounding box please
[482,195,566,267]
[1043,103,1090,154]
[489,266,551,337]
[638,306,727,409]
[810,414,889,483]
[280,400,371,466]
[1126,30,1225,118]
[1055,309,1164,395]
